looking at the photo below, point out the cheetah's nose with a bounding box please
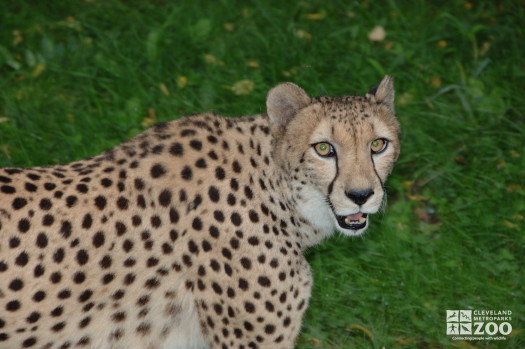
[345,189,374,206]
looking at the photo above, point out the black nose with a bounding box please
[346,189,374,206]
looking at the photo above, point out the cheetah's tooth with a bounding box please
[344,216,367,226]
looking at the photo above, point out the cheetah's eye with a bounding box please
[313,142,336,157]
[371,138,388,154]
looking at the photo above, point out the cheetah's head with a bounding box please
[267,76,400,237]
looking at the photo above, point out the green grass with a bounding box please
[1,1,524,348]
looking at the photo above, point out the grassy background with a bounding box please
[1,1,524,348]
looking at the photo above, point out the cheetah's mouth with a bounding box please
[336,212,368,231]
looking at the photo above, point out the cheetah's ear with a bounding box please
[368,75,395,114]
[266,82,311,128]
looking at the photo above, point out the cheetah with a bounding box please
[0,76,400,349]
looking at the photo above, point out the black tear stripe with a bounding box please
[370,153,385,190]
[327,153,339,195]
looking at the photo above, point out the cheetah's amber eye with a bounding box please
[371,138,388,154]
[313,142,336,157]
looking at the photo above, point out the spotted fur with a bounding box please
[0,76,399,349]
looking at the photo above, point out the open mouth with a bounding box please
[336,212,368,231]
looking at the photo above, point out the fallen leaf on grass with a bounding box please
[1,145,10,158]
[141,108,156,127]
[0,117,9,123]
[12,30,23,45]
[384,41,394,50]
[408,194,429,202]
[307,337,324,347]
[295,29,312,40]
[398,92,413,105]
[503,220,518,229]
[509,150,520,158]
[305,11,327,20]
[431,76,442,88]
[177,76,187,88]
[438,40,448,48]
[454,155,467,165]
[204,54,217,64]
[414,207,431,222]
[347,323,374,341]
[368,26,386,42]
[282,67,298,77]
[506,184,523,192]
[231,80,254,95]
[32,63,46,78]
[159,83,170,96]
[480,41,491,55]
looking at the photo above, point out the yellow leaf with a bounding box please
[398,92,413,105]
[307,337,324,347]
[141,108,157,127]
[177,76,187,88]
[503,220,518,229]
[231,80,254,95]
[12,30,23,45]
[431,76,442,88]
[295,30,312,40]
[347,323,374,341]
[305,11,326,20]
[480,41,491,55]
[282,67,298,77]
[368,26,386,42]
[509,150,520,158]
[159,83,170,96]
[438,40,448,48]
[1,145,10,158]
[224,23,235,32]
[246,61,259,68]
[31,63,46,78]
[408,194,429,201]
[506,184,523,192]
[204,54,217,64]
[401,180,413,189]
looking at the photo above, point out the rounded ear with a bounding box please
[368,75,395,114]
[266,82,311,129]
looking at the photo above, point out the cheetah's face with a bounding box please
[267,76,400,237]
